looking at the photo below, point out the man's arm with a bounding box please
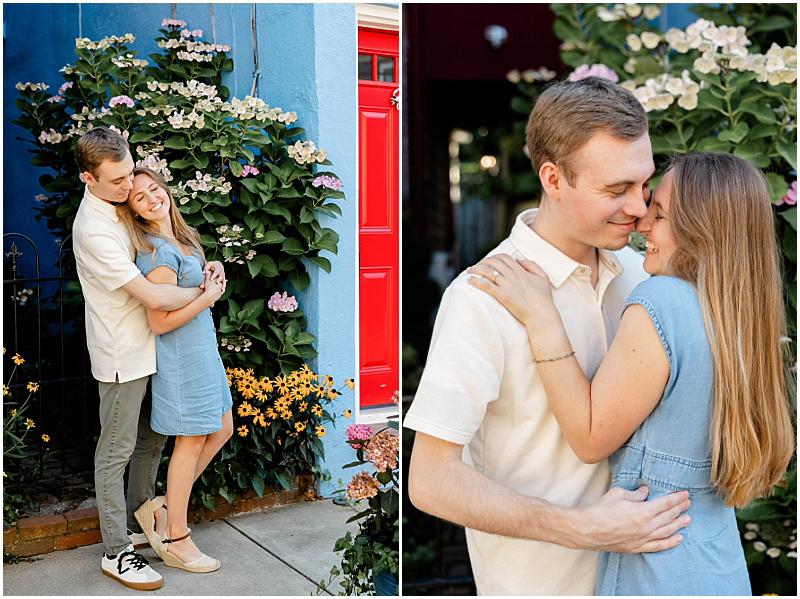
[121,274,203,312]
[408,432,691,553]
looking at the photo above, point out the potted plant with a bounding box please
[322,421,399,595]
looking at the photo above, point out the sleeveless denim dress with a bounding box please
[135,238,232,436]
[596,276,751,595]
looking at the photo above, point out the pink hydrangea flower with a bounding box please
[568,63,619,83]
[345,423,374,449]
[109,95,135,108]
[58,82,73,95]
[312,175,342,190]
[776,180,797,206]
[345,471,380,500]
[180,29,203,38]
[267,291,298,312]
[162,18,187,29]
[237,164,260,177]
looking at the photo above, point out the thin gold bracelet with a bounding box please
[533,350,576,364]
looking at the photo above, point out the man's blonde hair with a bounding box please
[525,76,648,185]
[74,127,130,178]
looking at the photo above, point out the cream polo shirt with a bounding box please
[404,208,649,596]
[72,186,156,384]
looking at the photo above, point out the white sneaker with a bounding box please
[102,544,163,590]
[127,529,150,551]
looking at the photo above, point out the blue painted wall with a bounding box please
[3,3,358,497]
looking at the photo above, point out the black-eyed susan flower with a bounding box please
[237,401,255,417]
[295,421,307,432]
[27,382,39,393]
[41,434,50,442]
[3,385,10,397]
[24,418,35,429]
[10,409,17,417]
[298,401,308,412]
[13,354,24,365]
[237,425,248,437]
[343,409,351,419]
[315,425,325,437]
[323,374,334,388]
[311,404,322,417]
[328,389,339,400]
[254,412,266,427]
[345,378,355,390]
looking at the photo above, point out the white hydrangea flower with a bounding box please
[694,56,719,74]
[624,4,642,18]
[643,5,661,20]
[641,32,661,49]
[626,34,642,52]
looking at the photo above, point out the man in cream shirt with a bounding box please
[72,127,224,590]
[406,78,692,595]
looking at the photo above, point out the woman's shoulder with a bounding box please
[628,275,698,304]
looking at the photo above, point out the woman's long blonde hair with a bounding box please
[116,167,206,265]
[666,152,795,508]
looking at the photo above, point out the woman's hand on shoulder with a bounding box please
[466,253,557,330]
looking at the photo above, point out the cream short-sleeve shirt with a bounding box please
[404,208,649,596]
[72,186,156,383]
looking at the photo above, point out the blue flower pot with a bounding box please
[372,569,398,596]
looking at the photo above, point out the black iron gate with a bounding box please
[3,232,98,486]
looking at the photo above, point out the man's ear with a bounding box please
[81,170,95,186]
[539,161,563,202]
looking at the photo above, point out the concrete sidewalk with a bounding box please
[3,499,359,596]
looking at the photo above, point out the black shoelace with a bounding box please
[117,550,149,575]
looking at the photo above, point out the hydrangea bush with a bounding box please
[320,422,399,595]
[12,19,347,377]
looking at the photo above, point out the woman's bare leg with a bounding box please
[193,410,234,481]
[163,434,207,563]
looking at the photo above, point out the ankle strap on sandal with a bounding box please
[161,531,191,544]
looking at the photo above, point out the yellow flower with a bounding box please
[25,418,35,429]
[298,401,308,412]
[343,409,351,419]
[328,389,339,400]
[2,347,5,354]
[323,374,334,388]
[314,385,327,398]
[254,390,267,402]
[315,425,326,437]
[2,471,6,477]
[275,376,289,395]
[41,434,50,442]
[280,409,292,420]
[253,411,266,427]
[237,401,254,417]
[311,404,322,417]
[27,382,40,393]
[11,408,17,417]
[266,407,278,420]
[3,385,10,397]
[259,377,273,393]
[295,421,307,432]
[13,354,24,365]
[345,378,355,390]
[237,425,248,437]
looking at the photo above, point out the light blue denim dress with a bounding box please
[136,237,232,436]
[596,276,751,596]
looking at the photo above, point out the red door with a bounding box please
[358,28,399,408]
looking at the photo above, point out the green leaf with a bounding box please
[260,231,286,244]
[201,210,229,224]
[251,474,266,497]
[218,486,237,505]
[281,237,305,255]
[765,173,790,205]
[380,489,399,516]
[739,102,778,124]
[749,15,793,33]
[718,122,749,144]
[294,332,316,345]
[276,187,300,198]
[733,142,771,169]
[163,135,186,150]
[696,137,732,153]
[780,206,797,231]
[290,268,311,291]
[275,471,294,491]
[696,88,723,111]
[776,142,797,171]
[229,161,244,177]
[306,255,331,273]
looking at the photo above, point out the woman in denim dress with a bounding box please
[469,152,794,595]
[117,167,233,573]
